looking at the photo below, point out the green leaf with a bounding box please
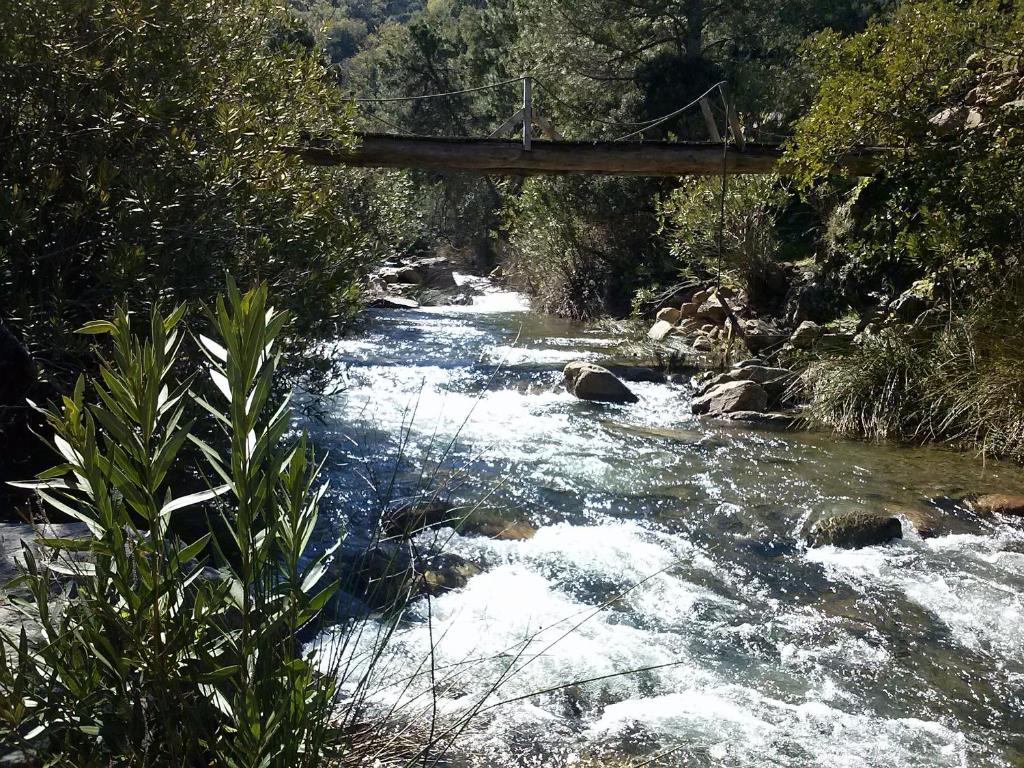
[76,321,116,335]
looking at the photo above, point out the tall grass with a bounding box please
[0,282,349,766]
[806,285,1024,461]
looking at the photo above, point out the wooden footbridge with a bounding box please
[286,133,883,177]
[285,77,884,177]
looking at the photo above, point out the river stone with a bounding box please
[420,553,482,595]
[790,320,822,350]
[370,296,420,309]
[696,298,728,325]
[714,410,797,429]
[563,361,639,404]
[691,380,768,415]
[385,502,535,540]
[808,512,903,549]
[647,320,676,341]
[656,307,681,324]
[971,493,1024,517]
[679,300,701,318]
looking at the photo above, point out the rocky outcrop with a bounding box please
[691,379,767,415]
[563,362,639,404]
[807,512,903,549]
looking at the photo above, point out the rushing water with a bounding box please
[307,281,1024,767]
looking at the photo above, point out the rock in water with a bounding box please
[691,380,767,415]
[369,296,420,309]
[647,320,676,341]
[563,362,639,404]
[971,494,1024,517]
[656,307,681,324]
[807,512,903,549]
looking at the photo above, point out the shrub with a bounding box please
[0,283,344,766]
[657,174,786,307]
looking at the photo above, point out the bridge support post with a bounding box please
[522,75,532,151]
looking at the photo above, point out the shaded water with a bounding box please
[309,284,1024,767]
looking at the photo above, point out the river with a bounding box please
[306,282,1024,767]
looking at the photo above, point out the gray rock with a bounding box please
[696,299,728,325]
[563,362,639,404]
[370,296,420,309]
[691,380,768,415]
[647,320,676,341]
[714,410,798,429]
[891,290,929,323]
[807,512,903,549]
[790,320,822,350]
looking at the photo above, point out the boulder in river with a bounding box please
[656,307,681,324]
[970,493,1024,517]
[420,553,482,595]
[563,362,639,404]
[807,512,903,549]
[647,320,677,341]
[385,502,536,540]
[691,379,768,415]
[713,410,797,429]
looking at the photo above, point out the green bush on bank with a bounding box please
[787,0,1024,456]
[1,283,346,766]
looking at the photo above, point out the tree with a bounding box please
[0,0,389,385]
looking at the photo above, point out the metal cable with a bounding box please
[612,81,727,141]
[358,111,434,138]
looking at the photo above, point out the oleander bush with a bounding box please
[0,283,346,766]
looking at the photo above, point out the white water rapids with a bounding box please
[307,285,1024,767]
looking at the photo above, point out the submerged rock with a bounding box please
[385,502,535,540]
[713,410,797,429]
[691,380,768,416]
[807,512,903,549]
[563,361,639,404]
[420,554,482,595]
[971,493,1024,517]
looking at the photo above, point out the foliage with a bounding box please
[658,174,786,305]
[0,0,395,385]
[501,176,668,319]
[0,285,343,766]
[787,0,1024,279]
